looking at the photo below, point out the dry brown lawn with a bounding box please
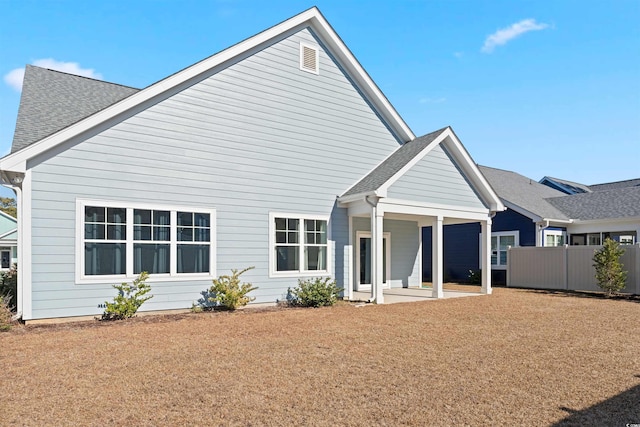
[2,287,639,426]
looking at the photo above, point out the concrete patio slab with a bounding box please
[350,286,483,304]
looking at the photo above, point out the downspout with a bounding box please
[537,219,550,246]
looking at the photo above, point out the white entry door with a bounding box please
[355,231,390,291]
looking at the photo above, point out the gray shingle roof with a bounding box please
[588,178,640,192]
[546,187,640,220]
[11,65,139,153]
[479,166,570,220]
[341,127,448,197]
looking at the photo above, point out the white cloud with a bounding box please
[482,19,549,53]
[453,52,464,59]
[419,97,446,104]
[3,59,102,92]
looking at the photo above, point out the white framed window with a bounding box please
[299,42,319,74]
[269,212,330,277]
[77,200,215,283]
[480,230,519,270]
[544,230,566,247]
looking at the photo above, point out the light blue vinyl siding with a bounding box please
[352,217,421,288]
[387,145,486,209]
[27,28,401,319]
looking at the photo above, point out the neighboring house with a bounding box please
[0,210,17,270]
[0,8,503,322]
[424,166,640,284]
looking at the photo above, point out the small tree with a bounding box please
[208,267,257,310]
[102,272,153,320]
[593,238,627,296]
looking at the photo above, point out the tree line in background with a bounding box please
[0,198,16,218]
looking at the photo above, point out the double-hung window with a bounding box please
[79,200,215,282]
[481,231,519,269]
[271,213,329,276]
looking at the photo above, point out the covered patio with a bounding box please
[337,127,504,304]
[352,284,483,304]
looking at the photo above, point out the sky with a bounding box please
[0,0,638,199]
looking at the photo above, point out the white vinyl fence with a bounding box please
[507,244,640,294]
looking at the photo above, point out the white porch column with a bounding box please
[371,204,384,304]
[481,218,493,294]
[432,215,444,299]
[346,215,353,301]
[417,219,429,288]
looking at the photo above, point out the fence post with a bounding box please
[506,245,511,287]
[563,244,569,290]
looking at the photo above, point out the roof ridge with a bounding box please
[25,64,139,90]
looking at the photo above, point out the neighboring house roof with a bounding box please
[11,65,139,153]
[539,176,592,195]
[479,166,571,221]
[588,178,640,192]
[340,127,503,211]
[0,7,415,174]
[547,187,640,221]
[342,127,447,197]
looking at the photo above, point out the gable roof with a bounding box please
[0,7,414,173]
[340,127,503,211]
[546,187,640,221]
[11,65,139,153]
[342,127,447,197]
[479,166,570,222]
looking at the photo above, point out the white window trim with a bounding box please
[299,42,319,75]
[76,199,216,284]
[269,212,331,278]
[543,230,566,247]
[479,230,519,271]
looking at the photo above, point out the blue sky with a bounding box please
[1,0,638,199]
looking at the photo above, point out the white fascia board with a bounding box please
[0,7,414,172]
[541,217,573,225]
[439,130,504,212]
[570,217,640,226]
[377,127,504,212]
[502,201,543,223]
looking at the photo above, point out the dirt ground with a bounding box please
[2,287,639,426]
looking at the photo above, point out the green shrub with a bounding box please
[593,238,628,296]
[0,294,14,331]
[0,263,17,309]
[468,269,481,285]
[102,272,153,320]
[208,267,257,310]
[288,277,342,307]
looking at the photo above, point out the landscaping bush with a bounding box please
[102,272,153,320]
[593,238,627,296]
[208,267,257,310]
[0,294,14,331]
[288,277,342,307]
[467,269,481,285]
[0,263,17,309]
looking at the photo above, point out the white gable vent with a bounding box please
[300,42,319,74]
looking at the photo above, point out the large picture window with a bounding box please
[78,201,215,282]
[271,213,329,276]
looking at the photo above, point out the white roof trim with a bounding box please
[376,127,504,212]
[0,7,414,173]
[0,210,17,223]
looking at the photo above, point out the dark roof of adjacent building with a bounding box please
[588,178,640,192]
[341,127,448,197]
[547,187,640,220]
[479,166,570,220]
[11,65,139,153]
[539,176,592,194]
